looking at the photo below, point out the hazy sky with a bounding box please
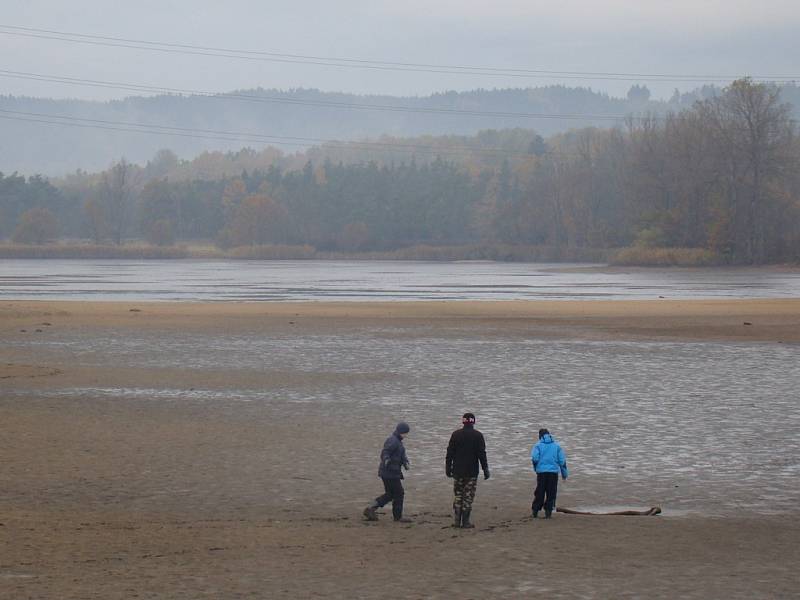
[2,0,799,101]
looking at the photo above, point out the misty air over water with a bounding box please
[3,2,800,597]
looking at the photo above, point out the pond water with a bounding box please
[8,325,799,516]
[4,259,798,516]
[1,259,799,301]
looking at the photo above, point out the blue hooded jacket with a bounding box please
[531,433,568,479]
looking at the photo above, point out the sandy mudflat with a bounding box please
[3,297,800,340]
[2,299,800,599]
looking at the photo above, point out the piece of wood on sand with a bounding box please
[556,506,662,516]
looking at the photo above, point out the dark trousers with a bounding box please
[532,472,559,514]
[376,478,404,520]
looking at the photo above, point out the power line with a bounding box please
[0,69,649,122]
[1,24,797,83]
[4,105,796,168]
[0,27,703,82]
[0,108,554,159]
[14,69,796,128]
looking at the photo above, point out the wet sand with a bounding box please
[2,299,800,598]
[3,297,800,340]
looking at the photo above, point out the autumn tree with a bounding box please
[220,193,287,247]
[221,178,248,220]
[0,172,67,239]
[12,207,59,244]
[145,219,176,246]
[140,178,181,243]
[338,221,371,251]
[144,149,179,179]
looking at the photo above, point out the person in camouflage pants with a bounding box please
[452,476,478,514]
[445,412,489,528]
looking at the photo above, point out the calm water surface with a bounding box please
[1,259,799,301]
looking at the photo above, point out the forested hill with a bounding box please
[3,80,798,265]
[3,83,799,176]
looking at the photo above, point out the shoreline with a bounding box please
[3,244,800,267]
[3,250,800,268]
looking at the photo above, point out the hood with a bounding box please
[541,433,554,444]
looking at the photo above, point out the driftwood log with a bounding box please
[556,506,662,516]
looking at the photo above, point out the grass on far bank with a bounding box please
[609,246,723,267]
[0,241,610,262]
[0,242,195,259]
[5,242,775,267]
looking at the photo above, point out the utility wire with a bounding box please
[5,105,796,165]
[11,69,796,126]
[0,68,652,122]
[0,108,556,159]
[1,24,796,83]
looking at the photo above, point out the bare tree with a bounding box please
[698,79,795,263]
[83,198,107,244]
[98,159,138,245]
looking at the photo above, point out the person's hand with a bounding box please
[446,470,453,478]
[562,473,568,481]
[484,470,491,481]
[403,461,410,471]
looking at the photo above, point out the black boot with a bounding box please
[363,500,379,521]
[461,509,475,529]
[453,508,462,528]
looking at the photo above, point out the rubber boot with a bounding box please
[461,509,475,529]
[363,500,379,521]
[544,510,552,519]
[453,508,462,528]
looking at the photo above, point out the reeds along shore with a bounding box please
[0,241,607,261]
[0,241,745,266]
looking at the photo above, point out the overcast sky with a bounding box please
[2,0,799,101]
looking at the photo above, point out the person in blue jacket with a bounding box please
[363,422,412,522]
[530,428,568,519]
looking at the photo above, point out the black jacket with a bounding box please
[446,425,488,478]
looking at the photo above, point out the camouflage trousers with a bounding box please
[453,477,478,512]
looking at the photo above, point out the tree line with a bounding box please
[3,81,799,176]
[2,79,798,264]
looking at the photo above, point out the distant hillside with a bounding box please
[1,83,799,175]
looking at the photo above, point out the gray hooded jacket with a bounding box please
[378,427,409,479]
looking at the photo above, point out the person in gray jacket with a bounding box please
[363,422,411,522]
